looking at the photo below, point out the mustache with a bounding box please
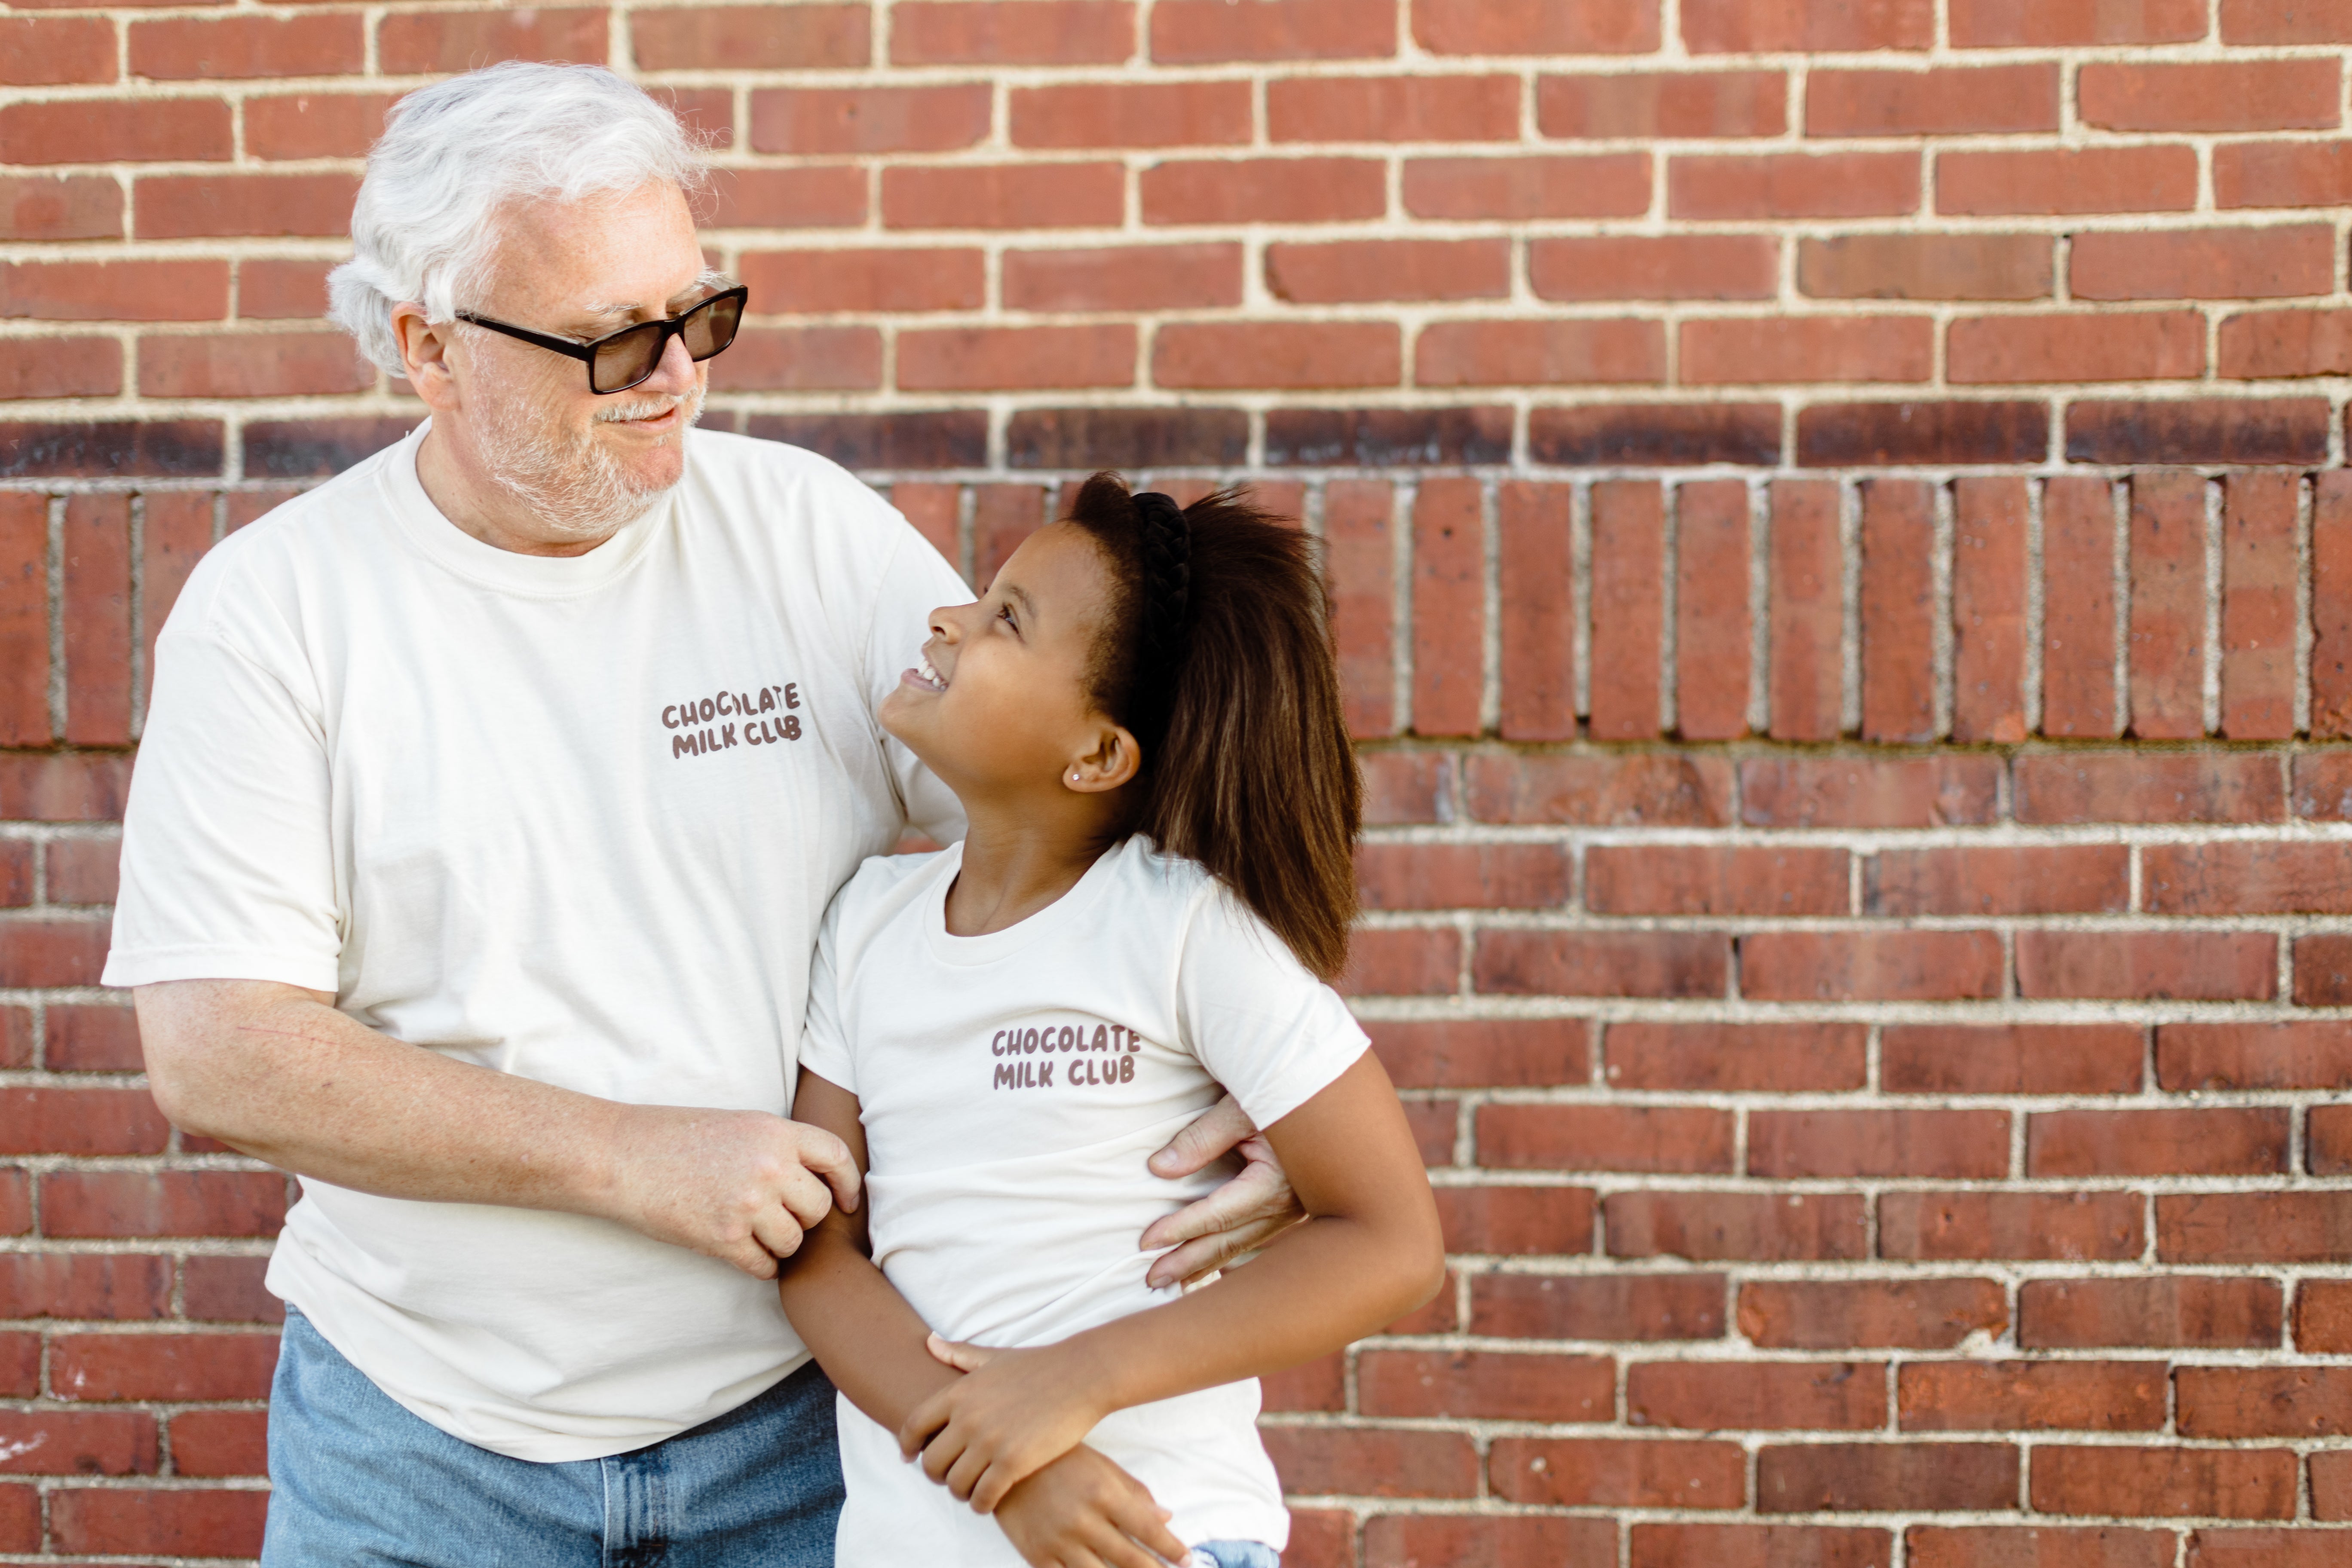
[593,393,692,423]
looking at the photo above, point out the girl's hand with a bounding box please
[993,1445,1189,1568]
[900,1335,1108,1512]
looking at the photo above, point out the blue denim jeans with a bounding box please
[263,1305,843,1566]
[1189,1544,1280,1568]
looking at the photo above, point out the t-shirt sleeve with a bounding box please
[796,888,857,1098]
[864,528,971,847]
[1175,887,1369,1133]
[102,622,340,993]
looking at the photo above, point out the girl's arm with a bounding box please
[778,1071,1189,1568]
[900,1050,1445,1511]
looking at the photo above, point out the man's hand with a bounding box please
[992,1444,1190,1568]
[602,1105,860,1278]
[1142,1096,1304,1289]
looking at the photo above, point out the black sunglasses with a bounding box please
[456,285,748,395]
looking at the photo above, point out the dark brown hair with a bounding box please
[1065,472,1361,981]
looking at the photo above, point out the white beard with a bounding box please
[472,382,706,542]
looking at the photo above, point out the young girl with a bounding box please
[780,475,1444,1568]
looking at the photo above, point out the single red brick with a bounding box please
[3,259,230,323]
[1359,753,1448,826]
[1684,0,1931,48]
[1325,480,1394,738]
[0,1088,170,1157]
[0,1333,33,1394]
[1013,80,1249,150]
[1742,755,2000,827]
[1475,931,1731,1000]
[1638,1526,1896,1568]
[1629,1362,1888,1432]
[750,84,990,156]
[1604,1021,1864,1093]
[2149,842,2352,916]
[0,848,24,908]
[129,13,360,78]
[1677,479,1755,741]
[46,836,116,903]
[1803,234,2051,302]
[1541,70,1785,138]
[1466,753,1734,825]
[377,6,607,71]
[1868,847,2127,919]
[1368,1515,1617,1568]
[0,494,50,747]
[1360,1349,1614,1421]
[1900,1362,2166,1433]
[1810,64,2057,135]
[1741,931,2003,1003]
[739,248,983,314]
[1606,1191,1868,1262]
[2221,306,2352,377]
[1916,1528,2181,1568]
[2018,751,2282,823]
[1478,1105,1734,1175]
[1269,239,1507,306]
[2301,1282,2352,1356]
[2078,225,2337,301]
[0,754,133,821]
[1540,403,1780,469]
[2223,0,2352,37]
[0,920,109,989]
[1409,476,1482,737]
[1531,235,1776,304]
[0,16,116,84]
[1002,242,1239,314]
[2037,472,2121,738]
[133,172,359,240]
[1476,1273,1725,1343]
[1590,846,1849,918]
[1355,844,1569,912]
[2126,470,2208,738]
[1748,1109,2009,1179]
[1672,151,1919,218]
[1433,1186,1593,1256]
[1800,399,2049,467]
[241,91,402,161]
[1157,322,1399,391]
[1881,1191,2145,1262]
[2217,140,2352,210]
[2162,1022,2352,1090]
[1260,1352,1343,1413]
[1402,153,1651,220]
[139,331,372,398]
[1269,74,1517,142]
[2180,1366,2352,1439]
[2020,932,2276,1001]
[1767,478,1841,740]
[1952,0,2205,42]
[1417,0,1661,52]
[1152,0,1390,61]
[1492,1436,1744,1509]
[2023,1277,2281,1349]
[899,325,1133,393]
[1496,480,1573,741]
[46,1003,142,1072]
[0,98,233,165]
[1939,146,2199,216]
[181,1256,282,1324]
[171,1408,270,1479]
[0,1253,168,1320]
[1416,318,1664,387]
[1883,1025,2142,1095]
[2031,1109,2288,1179]
[890,1,1125,63]
[2317,474,2352,736]
[2312,1106,2352,1174]
[2319,1452,2352,1519]
[1258,1427,1476,1499]
[52,1485,269,1557]
[704,327,880,393]
[53,1331,279,1401]
[2162,1193,2352,1264]
[2082,60,2340,133]
[236,257,333,321]
[1859,477,1934,741]
[2034,1448,2294,1519]
[40,1171,288,1239]
[2070,396,2330,466]
[2189,1529,2352,1567]
[1745,1278,2007,1350]
[0,336,116,399]
[61,493,131,747]
[2217,470,2297,738]
[1142,157,1386,225]
[883,162,1124,230]
[1579,480,1661,738]
[0,1410,155,1475]
[1951,310,2204,385]
[705,167,867,231]
[1335,927,1459,998]
[1687,317,1932,386]
[0,174,123,241]
[1760,1441,2017,1512]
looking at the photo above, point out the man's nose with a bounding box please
[641,329,697,395]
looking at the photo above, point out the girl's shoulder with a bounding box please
[826,843,957,940]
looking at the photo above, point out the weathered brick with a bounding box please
[1900,1362,2167,1433]
[1868,848,2128,917]
[2015,753,2283,823]
[1152,0,1389,61]
[2180,1366,2352,1439]
[2021,1277,2282,1349]
[1497,480,1573,741]
[2126,470,2209,738]
[1629,1363,1889,1432]
[2031,1447,2294,1519]
[1475,931,1731,999]
[1802,234,2052,302]
[1602,1022,1866,1092]
[1359,1349,1614,1421]
[2081,60,2341,133]
[2161,1022,2352,1090]
[1491,1436,1745,1509]
[1672,152,1920,219]
[1882,1025,2143,1094]
[1939,146,2199,216]
[1677,478,1755,740]
[1540,70,1786,139]
[1466,753,1734,826]
[1810,64,2058,136]
[889,1,1124,63]
[1749,1110,2009,1179]
[1417,0,1661,53]
[1477,1104,1735,1173]
[1355,844,1569,912]
[2019,932,2276,1001]
[1741,1279,2007,1350]
[1760,1442,2018,1513]
[1881,1191,2146,1262]
[1911,1528,2178,1568]
[1402,153,1652,220]
[1743,756,2000,827]
[1741,931,2004,1002]
[1606,1191,1868,1262]
[1410,477,1482,736]
[1588,479,1663,738]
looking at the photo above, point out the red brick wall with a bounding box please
[7,1,2352,1561]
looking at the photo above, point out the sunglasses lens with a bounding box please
[591,323,665,394]
[683,292,744,361]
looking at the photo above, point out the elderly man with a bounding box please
[105,62,1295,1564]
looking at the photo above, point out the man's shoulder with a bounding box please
[165,438,414,642]
[685,427,883,510]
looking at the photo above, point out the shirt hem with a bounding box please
[101,946,340,993]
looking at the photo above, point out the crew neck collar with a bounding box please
[923,838,1131,967]
[381,418,672,598]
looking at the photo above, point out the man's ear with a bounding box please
[1063,724,1140,794]
[392,303,460,412]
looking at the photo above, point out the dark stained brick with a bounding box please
[746,411,987,471]
[0,421,224,479]
[1531,401,1782,466]
[1798,401,2048,466]
[242,418,414,479]
[1265,406,1512,467]
[1007,407,1248,469]
[2066,398,2331,466]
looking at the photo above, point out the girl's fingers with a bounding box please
[1106,1493,1188,1564]
[919,1426,968,1487]
[945,1445,989,1503]
[897,1391,951,1459]
[926,1331,996,1371]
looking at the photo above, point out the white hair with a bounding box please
[329,62,710,376]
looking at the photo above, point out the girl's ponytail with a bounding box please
[1065,472,1361,981]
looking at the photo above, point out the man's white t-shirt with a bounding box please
[798,835,1369,1564]
[102,421,968,1461]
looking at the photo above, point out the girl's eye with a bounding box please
[998,604,1017,632]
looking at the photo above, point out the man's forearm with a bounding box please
[136,979,625,1215]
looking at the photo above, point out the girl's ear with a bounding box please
[1063,723,1141,794]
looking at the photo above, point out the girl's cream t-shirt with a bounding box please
[798,836,1370,1563]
